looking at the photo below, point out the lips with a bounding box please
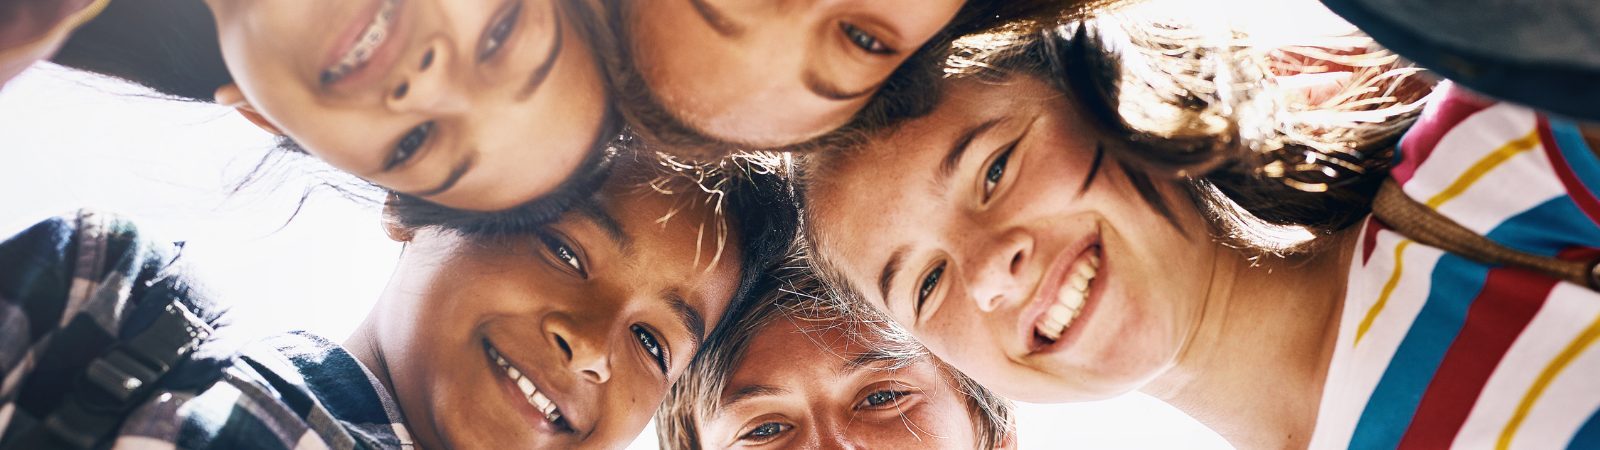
[484,341,575,433]
[1018,226,1106,354]
[321,0,402,86]
[1034,248,1099,341]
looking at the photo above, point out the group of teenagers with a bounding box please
[2,0,1599,449]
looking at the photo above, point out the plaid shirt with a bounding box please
[0,210,413,449]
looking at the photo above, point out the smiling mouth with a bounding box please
[484,342,572,430]
[1033,246,1100,346]
[322,0,401,85]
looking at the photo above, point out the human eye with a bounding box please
[981,141,1018,202]
[385,122,434,170]
[839,22,892,55]
[631,324,670,375]
[738,422,791,443]
[857,389,912,410]
[479,0,523,60]
[914,261,945,318]
[535,230,587,278]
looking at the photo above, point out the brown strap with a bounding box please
[1370,178,1600,291]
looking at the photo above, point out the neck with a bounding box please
[1145,230,1357,449]
[344,315,396,402]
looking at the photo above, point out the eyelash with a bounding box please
[387,121,434,170]
[982,144,1016,202]
[479,1,523,60]
[858,389,912,410]
[739,422,790,442]
[631,324,670,375]
[915,261,945,318]
[840,23,892,55]
[536,231,587,278]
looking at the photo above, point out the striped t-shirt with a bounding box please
[1310,83,1600,449]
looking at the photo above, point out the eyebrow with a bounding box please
[719,384,790,414]
[410,153,476,198]
[877,246,907,309]
[573,202,631,251]
[667,290,707,351]
[689,0,743,37]
[515,0,564,101]
[839,350,898,375]
[802,69,879,101]
[935,117,1003,188]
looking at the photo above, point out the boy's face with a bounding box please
[697,317,981,449]
[369,179,742,449]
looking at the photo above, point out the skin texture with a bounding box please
[625,0,963,147]
[698,317,982,449]
[204,0,607,211]
[807,75,1356,449]
[345,177,742,449]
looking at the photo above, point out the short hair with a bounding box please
[654,259,1014,450]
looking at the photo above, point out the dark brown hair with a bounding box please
[799,10,1432,252]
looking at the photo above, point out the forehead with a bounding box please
[726,316,890,392]
[596,179,743,322]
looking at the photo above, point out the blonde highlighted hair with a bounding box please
[654,256,1013,450]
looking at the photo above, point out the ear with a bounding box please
[214,83,285,135]
[382,193,416,243]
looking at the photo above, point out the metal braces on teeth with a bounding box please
[322,0,399,84]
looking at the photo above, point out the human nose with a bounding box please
[542,313,612,384]
[960,227,1034,312]
[814,420,866,450]
[385,41,470,114]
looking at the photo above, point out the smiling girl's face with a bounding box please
[698,316,981,449]
[367,171,742,448]
[806,74,1225,403]
[623,0,964,147]
[204,0,609,211]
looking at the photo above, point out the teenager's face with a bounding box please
[372,181,742,448]
[698,317,980,449]
[205,0,607,211]
[626,0,964,147]
[808,76,1221,403]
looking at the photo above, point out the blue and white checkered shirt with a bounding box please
[0,210,413,449]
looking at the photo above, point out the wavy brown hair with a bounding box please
[799,4,1433,253]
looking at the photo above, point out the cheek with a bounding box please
[1068,284,1179,393]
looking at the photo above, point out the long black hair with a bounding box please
[53,0,630,232]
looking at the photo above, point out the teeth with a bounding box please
[323,0,400,84]
[1035,253,1100,342]
[485,344,565,425]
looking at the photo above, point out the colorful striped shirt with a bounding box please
[0,210,414,449]
[1311,84,1600,449]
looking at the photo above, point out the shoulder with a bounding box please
[111,332,410,450]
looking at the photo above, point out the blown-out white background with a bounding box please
[0,65,1230,449]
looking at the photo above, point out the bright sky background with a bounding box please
[0,65,1232,449]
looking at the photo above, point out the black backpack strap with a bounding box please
[1,299,212,450]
